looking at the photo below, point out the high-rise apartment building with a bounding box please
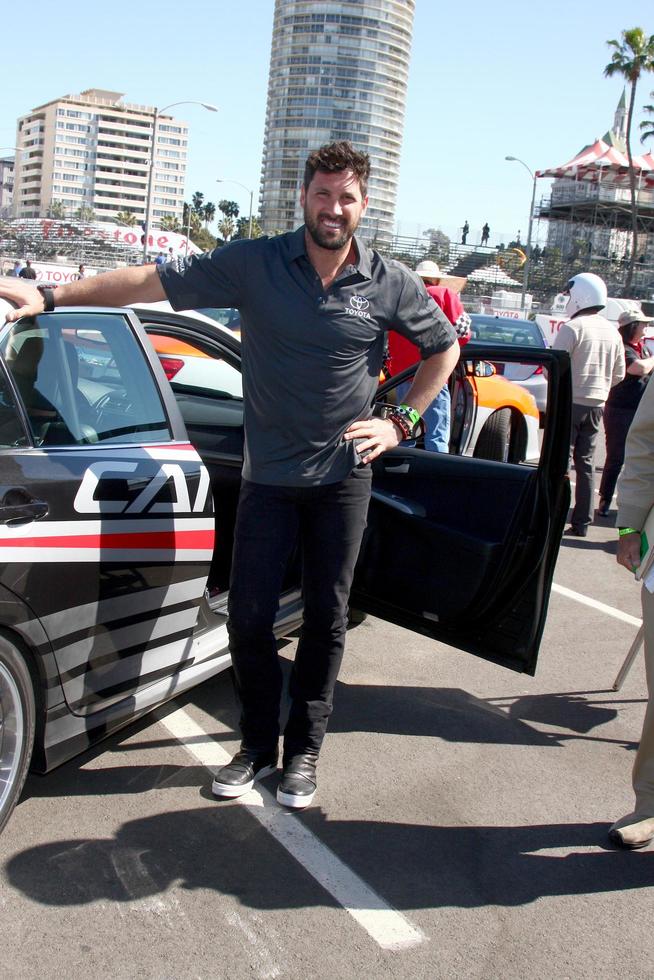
[0,157,14,218]
[259,0,415,243]
[12,89,188,225]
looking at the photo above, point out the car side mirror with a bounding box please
[467,360,496,379]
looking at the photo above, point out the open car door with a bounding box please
[351,344,572,675]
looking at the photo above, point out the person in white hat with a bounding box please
[598,308,654,517]
[388,259,470,452]
[553,272,624,536]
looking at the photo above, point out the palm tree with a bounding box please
[192,191,204,215]
[641,90,654,144]
[218,199,240,221]
[218,216,235,242]
[159,214,182,233]
[203,201,216,227]
[75,205,95,222]
[233,215,263,240]
[604,27,654,293]
[115,210,137,227]
[48,200,66,219]
[183,202,202,237]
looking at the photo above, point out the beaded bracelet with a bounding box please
[387,411,413,440]
[618,527,640,536]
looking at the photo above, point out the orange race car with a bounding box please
[378,356,540,464]
[145,316,540,465]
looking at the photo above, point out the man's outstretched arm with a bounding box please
[0,265,166,321]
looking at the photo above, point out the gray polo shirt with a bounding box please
[158,226,456,486]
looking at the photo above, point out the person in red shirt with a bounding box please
[388,260,471,451]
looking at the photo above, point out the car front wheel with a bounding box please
[0,637,35,835]
[473,408,512,463]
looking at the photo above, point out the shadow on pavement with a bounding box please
[21,761,209,801]
[5,808,653,911]
[21,673,639,808]
[559,537,617,555]
[327,682,636,749]
[491,690,621,733]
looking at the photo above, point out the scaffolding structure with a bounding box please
[537,177,654,258]
[533,93,654,297]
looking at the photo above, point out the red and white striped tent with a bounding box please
[536,138,654,186]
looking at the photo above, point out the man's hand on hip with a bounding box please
[344,416,402,464]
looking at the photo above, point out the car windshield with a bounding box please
[470,317,545,347]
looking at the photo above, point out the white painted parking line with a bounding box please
[155,704,426,952]
[552,582,641,627]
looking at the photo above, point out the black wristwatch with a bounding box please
[37,285,55,312]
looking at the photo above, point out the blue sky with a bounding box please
[1,0,652,248]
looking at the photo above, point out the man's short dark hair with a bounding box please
[303,141,371,197]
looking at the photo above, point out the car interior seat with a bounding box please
[6,336,62,440]
[7,336,94,445]
[64,343,97,429]
[63,342,99,443]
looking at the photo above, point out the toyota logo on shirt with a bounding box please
[346,295,371,319]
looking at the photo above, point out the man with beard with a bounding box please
[0,141,459,809]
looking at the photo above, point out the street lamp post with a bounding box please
[505,155,538,311]
[142,100,218,264]
[216,178,254,238]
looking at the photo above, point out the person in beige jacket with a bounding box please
[612,372,654,847]
[553,273,625,536]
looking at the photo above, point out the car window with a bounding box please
[469,317,545,347]
[0,313,171,446]
[379,353,545,465]
[145,331,243,399]
[0,364,28,448]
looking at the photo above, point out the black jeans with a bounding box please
[227,469,372,761]
[570,403,603,529]
[599,403,636,506]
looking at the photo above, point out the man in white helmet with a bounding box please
[553,273,625,536]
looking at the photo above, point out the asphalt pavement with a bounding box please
[0,448,652,979]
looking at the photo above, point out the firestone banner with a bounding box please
[7,218,202,258]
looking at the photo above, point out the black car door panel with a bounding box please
[356,451,534,620]
[351,345,572,675]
